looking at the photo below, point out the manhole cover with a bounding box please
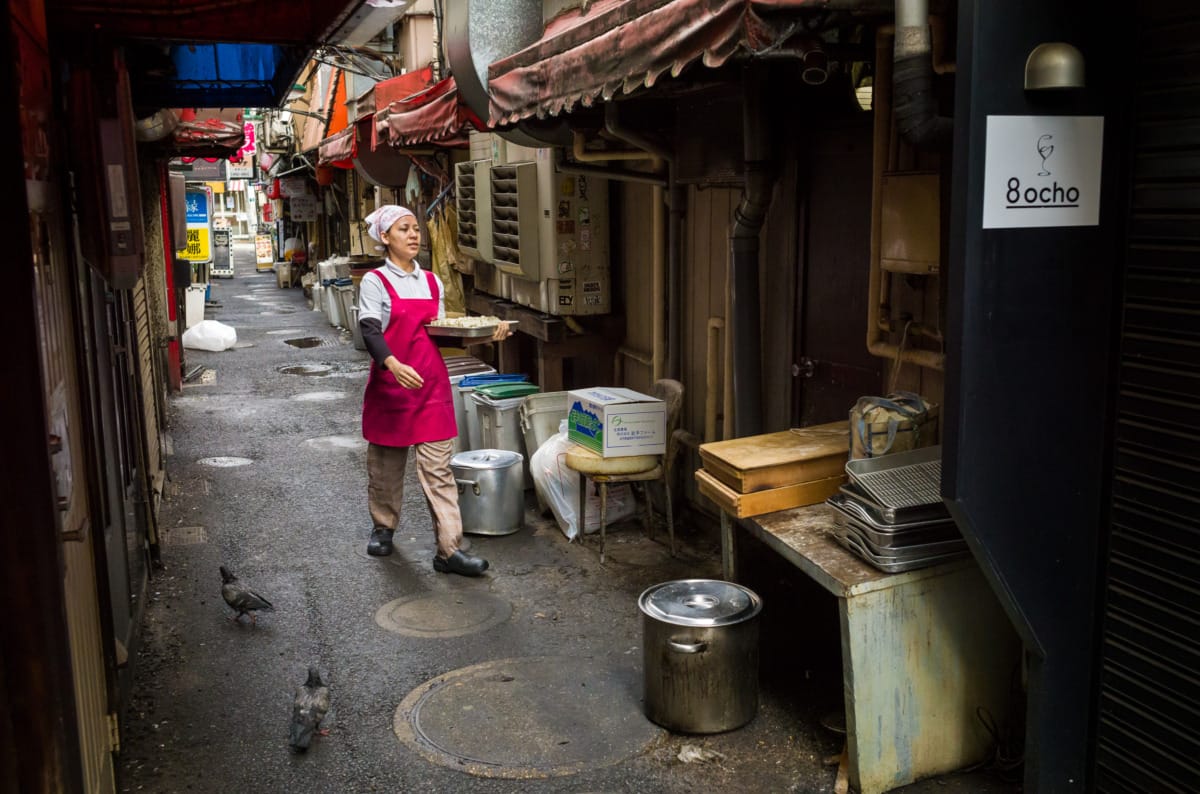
[285,336,323,348]
[375,592,511,638]
[279,364,332,376]
[394,656,661,778]
[302,435,365,451]
[292,391,347,402]
[197,456,253,467]
[161,525,208,546]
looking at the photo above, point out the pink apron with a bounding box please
[361,269,457,447]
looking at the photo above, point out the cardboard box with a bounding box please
[568,388,665,457]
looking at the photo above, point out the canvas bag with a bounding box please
[849,391,938,460]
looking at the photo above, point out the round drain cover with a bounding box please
[197,456,253,467]
[375,592,511,638]
[395,656,661,778]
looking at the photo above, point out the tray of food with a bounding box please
[424,316,514,338]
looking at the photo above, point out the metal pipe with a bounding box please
[706,318,724,441]
[867,25,946,371]
[572,131,653,163]
[667,180,685,380]
[555,151,667,187]
[894,0,953,148]
[651,180,665,381]
[729,65,774,437]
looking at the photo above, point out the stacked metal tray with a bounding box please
[827,445,969,573]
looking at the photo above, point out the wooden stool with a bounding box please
[564,445,674,564]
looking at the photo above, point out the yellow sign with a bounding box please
[179,226,211,261]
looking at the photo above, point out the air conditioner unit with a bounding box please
[261,115,293,152]
[497,149,611,317]
[455,159,492,262]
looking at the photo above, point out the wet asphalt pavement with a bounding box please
[120,244,1021,793]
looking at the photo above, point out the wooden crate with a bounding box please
[695,468,846,519]
[698,420,849,493]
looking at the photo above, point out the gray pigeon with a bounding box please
[289,666,331,753]
[219,565,274,624]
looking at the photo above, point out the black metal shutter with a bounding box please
[1094,5,1200,792]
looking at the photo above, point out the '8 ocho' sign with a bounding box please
[983,115,1104,229]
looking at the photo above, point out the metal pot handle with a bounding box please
[667,638,707,654]
[455,478,481,496]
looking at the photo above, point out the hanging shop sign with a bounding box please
[982,115,1104,229]
[289,194,319,222]
[188,158,226,181]
[228,160,253,179]
[180,186,213,262]
[280,176,307,198]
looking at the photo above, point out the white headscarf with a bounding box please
[364,204,415,243]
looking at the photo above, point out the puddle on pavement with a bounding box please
[284,336,322,348]
[279,364,333,376]
[197,456,253,467]
[261,308,297,315]
[292,391,346,402]
[265,328,305,335]
[231,342,255,349]
[302,435,366,451]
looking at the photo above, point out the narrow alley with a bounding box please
[118,244,1016,793]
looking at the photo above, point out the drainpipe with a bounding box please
[602,103,678,384]
[894,0,952,148]
[729,66,774,438]
[555,150,667,187]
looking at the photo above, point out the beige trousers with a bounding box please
[368,440,462,559]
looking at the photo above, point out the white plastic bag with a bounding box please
[530,420,637,540]
[182,320,238,352]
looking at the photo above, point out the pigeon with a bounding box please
[289,666,331,753]
[219,565,274,624]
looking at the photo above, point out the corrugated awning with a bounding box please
[487,0,815,125]
[375,75,483,148]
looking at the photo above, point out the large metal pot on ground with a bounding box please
[450,449,524,535]
[639,579,763,734]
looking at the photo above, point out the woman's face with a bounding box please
[384,216,421,261]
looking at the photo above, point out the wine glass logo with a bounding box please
[1036,134,1054,177]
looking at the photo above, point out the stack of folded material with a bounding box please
[827,445,969,573]
[695,421,849,518]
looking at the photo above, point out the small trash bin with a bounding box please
[458,374,530,451]
[473,382,542,489]
[519,392,569,511]
[639,579,763,734]
[333,282,355,329]
[446,357,497,454]
[184,284,206,328]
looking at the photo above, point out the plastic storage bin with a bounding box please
[184,284,206,328]
[324,277,352,327]
[473,383,542,489]
[519,391,569,512]
[459,374,530,451]
[446,357,497,454]
[333,283,355,329]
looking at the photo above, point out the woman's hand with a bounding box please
[385,357,425,389]
[490,321,514,342]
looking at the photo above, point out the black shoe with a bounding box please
[433,550,489,577]
[367,528,394,557]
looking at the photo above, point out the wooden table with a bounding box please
[720,504,1019,794]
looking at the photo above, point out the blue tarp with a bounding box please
[131,42,306,109]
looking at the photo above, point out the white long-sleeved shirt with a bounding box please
[356,259,445,330]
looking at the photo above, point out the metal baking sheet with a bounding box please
[424,320,517,338]
[833,515,966,557]
[827,498,959,549]
[845,445,942,509]
[827,491,952,531]
[833,529,968,574]
[837,483,949,524]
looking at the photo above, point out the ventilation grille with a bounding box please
[490,162,540,279]
[455,160,480,258]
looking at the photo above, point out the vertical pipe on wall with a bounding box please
[706,317,724,441]
[729,65,774,437]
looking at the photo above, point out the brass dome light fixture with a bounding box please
[1024,42,1085,91]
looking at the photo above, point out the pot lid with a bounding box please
[451,449,523,470]
[638,580,762,627]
